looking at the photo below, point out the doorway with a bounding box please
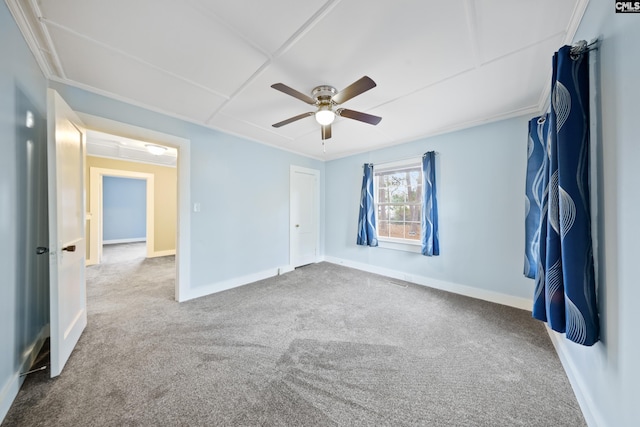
[87,168,156,265]
[102,176,147,252]
[77,112,191,301]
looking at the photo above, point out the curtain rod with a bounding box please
[570,39,599,60]
[364,152,440,167]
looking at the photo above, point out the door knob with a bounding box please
[62,245,76,252]
[295,224,300,228]
[36,247,49,255]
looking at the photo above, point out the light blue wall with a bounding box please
[47,82,325,290]
[325,115,534,301]
[102,176,147,242]
[550,3,640,426]
[0,1,49,421]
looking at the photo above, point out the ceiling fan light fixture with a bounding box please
[315,107,335,125]
[271,77,380,141]
[145,144,167,155]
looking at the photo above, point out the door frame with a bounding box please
[87,168,155,265]
[77,113,190,302]
[289,165,320,268]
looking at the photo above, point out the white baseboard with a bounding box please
[324,256,532,311]
[278,265,295,275]
[103,238,146,245]
[178,255,530,310]
[180,263,299,302]
[180,266,289,302]
[0,324,49,424]
[545,327,605,427]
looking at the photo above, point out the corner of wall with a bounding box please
[0,324,49,423]
[179,267,281,302]
[324,256,532,311]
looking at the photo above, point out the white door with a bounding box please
[47,89,87,377]
[290,166,319,268]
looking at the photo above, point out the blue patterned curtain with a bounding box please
[357,163,378,246]
[524,115,548,278]
[531,45,599,346]
[421,152,439,256]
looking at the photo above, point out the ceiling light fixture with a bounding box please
[145,144,167,155]
[271,77,381,142]
[315,105,335,126]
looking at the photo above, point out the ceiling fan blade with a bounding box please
[332,76,377,104]
[337,108,382,125]
[271,83,316,105]
[272,112,314,128]
[321,124,332,140]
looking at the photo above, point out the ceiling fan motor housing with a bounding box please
[312,86,337,106]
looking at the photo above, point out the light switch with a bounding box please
[193,203,201,212]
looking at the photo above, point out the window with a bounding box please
[374,159,422,251]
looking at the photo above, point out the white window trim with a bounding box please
[374,157,423,253]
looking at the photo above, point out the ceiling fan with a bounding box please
[271,76,382,141]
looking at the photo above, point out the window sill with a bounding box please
[378,238,422,254]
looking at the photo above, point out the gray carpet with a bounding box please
[3,244,586,426]
[100,241,148,264]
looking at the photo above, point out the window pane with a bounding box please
[400,205,409,221]
[377,205,389,221]
[389,184,406,203]
[378,220,390,238]
[406,204,420,222]
[405,222,421,240]
[388,205,394,221]
[407,170,419,201]
[408,184,422,203]
[378,185,388,203]
[389,221,404,239]
[409,170,420,189]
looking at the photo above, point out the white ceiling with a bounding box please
[8,0,588,160]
